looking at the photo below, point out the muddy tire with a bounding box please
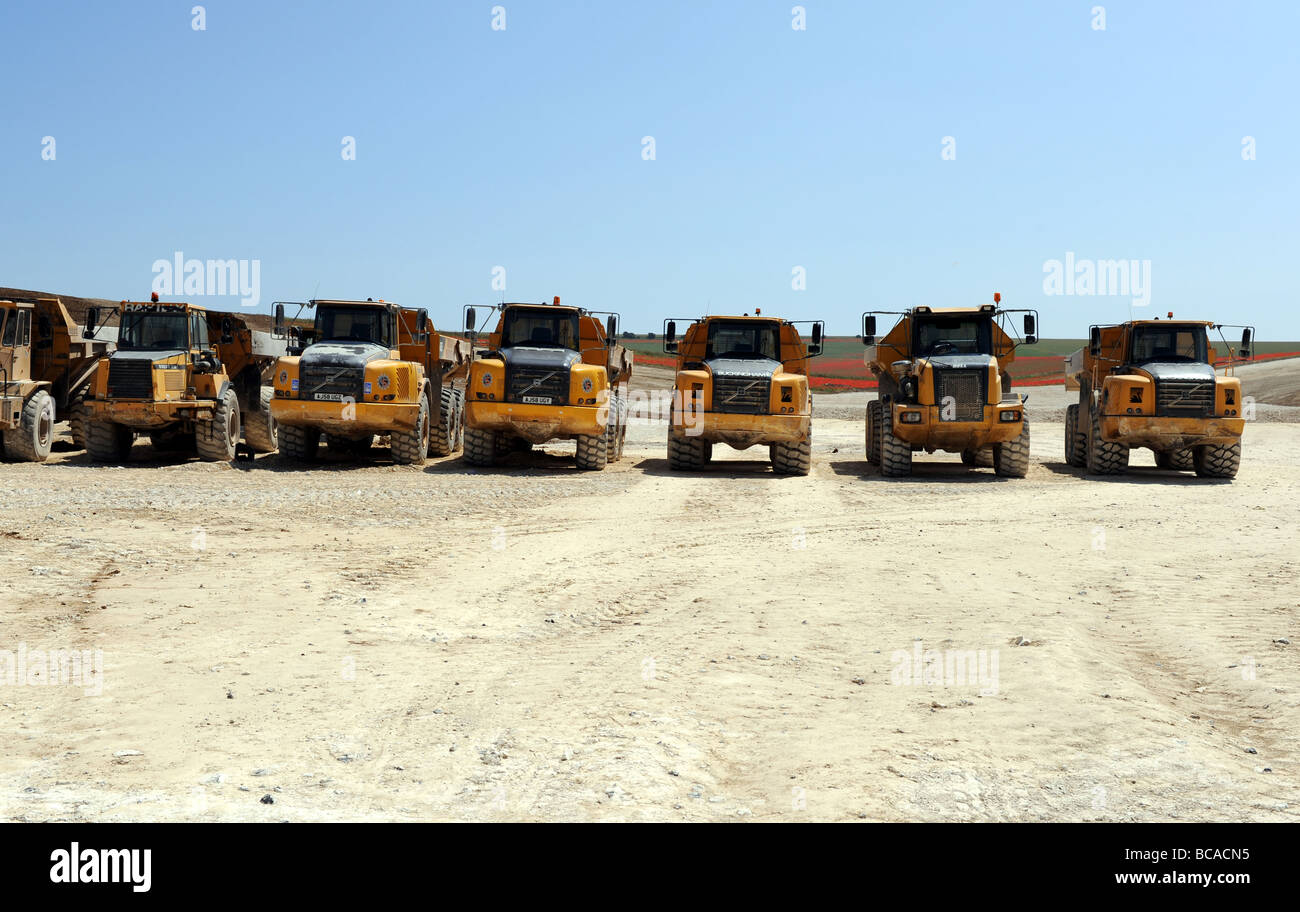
[771,436,812,476]
[667,431,708,471]
[1193,442,1241,479]
[866,400,882,465]
[195,388,240,462]
[879,406,912,477]
[1085,396,1128,475]
[961,447,995,468]
[243,386,278,454]
[1155,448,1194,471]
[575,432,608,471]
[391,393,430,465]
[605,392,628,463]
[463,425,497,466]
[993,418,1030,478]
[1064,403,1086,467]
[67,392,88,450]
[430,385,463,457]
[2,390,55,463]
[279,424,319,461]
[86,419,134,463]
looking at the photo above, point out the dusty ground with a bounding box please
[1,363,1297,821]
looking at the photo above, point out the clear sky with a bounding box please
[1,1,1296,337]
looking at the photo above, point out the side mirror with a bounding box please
[809,322,823,356]
[1023,314,1037,345]
[465,307,477,334]
[606,315,617,345]
[1240,328,1253,360]
[664,320,678,353]
[273,304,286,338]
[84,307,99,339]
[220,317,234,345]
[417,309,429,336]
[1089,326,1102,357]
[862,314,876,345]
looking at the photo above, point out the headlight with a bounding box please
[999,410,1020,422]
[901,411,922,424]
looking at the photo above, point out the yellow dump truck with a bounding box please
[862,296,1038,478]
[1065,318,1252,478]
[81,295,283,462]
[662,313,823,475]
[461,298,632,470]
[1,296,111,462]
[269,298,470,465]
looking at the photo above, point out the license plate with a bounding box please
[314,393,346,402]
[522,396,552,405]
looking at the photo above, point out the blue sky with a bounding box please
[1,0,1296,337]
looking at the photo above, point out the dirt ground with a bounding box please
[1,364,1297,822]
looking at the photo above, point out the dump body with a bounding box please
[270,299,469,464]
[1065,320,1248,478]
[863,303,1033,477]
[463,300,631,470]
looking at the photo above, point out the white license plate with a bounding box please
[314,393,346,402]
[521,396,552,405]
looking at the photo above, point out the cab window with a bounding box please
[192,315,210,349]
[0,310,11,346]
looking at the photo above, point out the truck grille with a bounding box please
[934,369,986,422]
[507,366,568,405]
[106,361,153,400]
[712,375,770,415]
[1156,379,1214,417]
[300,364,364,401]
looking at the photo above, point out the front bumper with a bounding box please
[270,398,421,433]
[1099,413,1244,449]
[671,410,810,448]
[466,400,605,443]
[889,402,1023,451]
[87,399,215,429]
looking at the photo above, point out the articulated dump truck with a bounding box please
[461,297,632,470]
[1065,317,1253,479]
[1,296,112,462]
[863,295,1038,478]
[662,312,823,475]
[269,298,470,465]
[81,295,283,463]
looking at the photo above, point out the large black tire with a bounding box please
[86,419,134,463]
[993,418,1030,478]
[961,448,995,468]
[574,432,608,470]
[430,385,463,457]
[605,392,628,463]
[1193,442,1241,479]
[195,388,240,462]
[463,425,497,466]
[3,390,55,462]
[1064,403,1086,467]
[1155,448,1194,471]
[667,431,708,471]
[879,406,912,477]
[243,386,278,454]
[771,436,811,476]
[391,393,430,465]
[1085,396,1128,475]
[866,400,882,465]
[67,392,88,450]
[279,423,319,461]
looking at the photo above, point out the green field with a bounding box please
[622,338,1300,359]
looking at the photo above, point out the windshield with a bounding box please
[119,312,189,351]
[913,315,992,357]
[501,309,580,349]
[315,306,391,346]
[1130,324,1208,364]
[705,321,780,360]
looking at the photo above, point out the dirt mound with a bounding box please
[1238,357,1300,406]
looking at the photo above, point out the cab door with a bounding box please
[3,306,33,386]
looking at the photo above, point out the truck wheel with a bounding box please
[3,390,56,462]
[667,431,708,471]
[67,392,88,450]
[243,386,278,454]
[196,388,241,462]
[865,401,881,465]
[279,424,319,461]
[879,406,912,477]
[1064,404,1087,467]
[1085,397,1128,475]
[1193,442,1240,479]
[772,436,812,476]
[575,432,608,470]
[463,425,497,466]
[430,386,463,457]
[391,394,430,465]
[961,448,994,468]
[1155,448,1193,471]
[993,417,1030,478]
[86,419,134,463]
